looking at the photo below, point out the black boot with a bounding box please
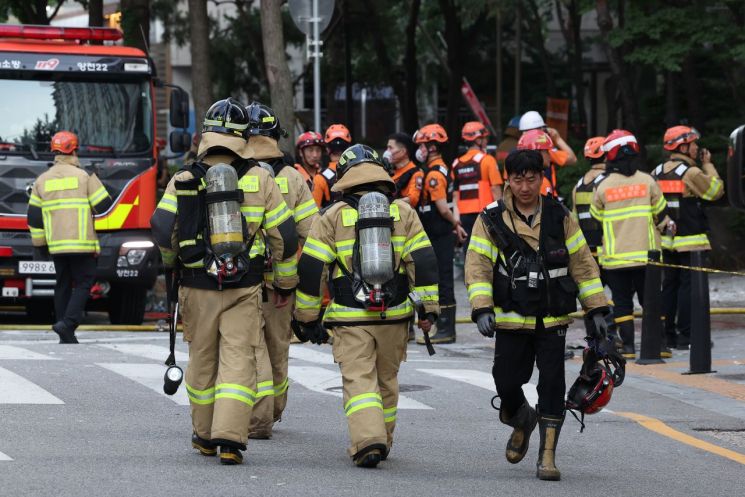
[418,305,456,344]
[52,321,78,344]
[219,446,243,465]
[499,402,537,464]
[353,444,386,468]
[536,410,564,481]
[191,433,217,456]
[618,320,635,359]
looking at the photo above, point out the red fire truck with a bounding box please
[0,24,190,324]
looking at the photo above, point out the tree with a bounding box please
[555,0,588,139]
[121,0,150,52]
[188,0,213,127]
[88,0,103,27]
[0,0,68,24]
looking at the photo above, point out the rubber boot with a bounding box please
[353,444,386,468]
[536,410,564,481]
[191,433,217,456]
[618,320,635,359]
[219,446,243,465]
[499,402,537,464]
[418,305,456,344]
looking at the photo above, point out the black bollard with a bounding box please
[638,250,665,364]
[685,251,714,374]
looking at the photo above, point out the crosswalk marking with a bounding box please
[289,345,335,365]
[96,363,189,406]
[0,366,64,404]
[97,344,189,363]
[0,345,57,360]
[418,368,538,406]
[0,451,12,461]
[288,365,433,410]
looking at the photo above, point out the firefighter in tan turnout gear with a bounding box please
[294,144,439,468]
[150,98,298,465]
[244,102,318,438]
[465,149,609,481]
[27,130,113,344]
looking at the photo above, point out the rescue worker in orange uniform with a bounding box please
[515,129,559,197]
[27,131,113,344]
[295,131,325,193]
[465,148,609,481]
[151,98,298,465]
[294,144,439,468]
[314,124,352,208]
[590,130,675,359]
[414,124,466,344]
[653,126,723,350]
[495,116,521,169]
[244,103,318,439]
[519,111,577,196]
[452,121,503,247]
[385,132,423,206]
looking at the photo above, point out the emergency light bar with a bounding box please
[0,24,122,42]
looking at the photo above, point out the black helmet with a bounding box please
[202,97,249,138]
[337,144,384,179]
[246,102,286,141]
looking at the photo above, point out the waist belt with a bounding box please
[497,266,568,280]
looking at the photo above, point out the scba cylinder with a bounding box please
[357,191,394,285]
[205,163,244,257]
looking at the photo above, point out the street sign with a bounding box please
[289,0,335,36]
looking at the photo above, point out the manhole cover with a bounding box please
[325,384,431,393]
[716,373,745,381]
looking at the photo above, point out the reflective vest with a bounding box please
[418,162,453,238]
[574,173,607,250]
[652,161,708,237]
[481,198,578,319]
[452,151,492,214]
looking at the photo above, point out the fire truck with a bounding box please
[0,24,190,324]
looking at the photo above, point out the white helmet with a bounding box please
[519,111,546,132]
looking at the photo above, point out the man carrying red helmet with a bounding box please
[652,126,723,350]
[590,130,675,359]
[314,124,352,208]
[27,131,113,344]
[295,131,325,195]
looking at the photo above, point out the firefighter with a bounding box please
[414,124,466,344]
[495,116,521,169]
[571,137,608,261]
[519,111,577,196]
[452,121,503,248]
[150,98,298,465]
[515,129,559,198]
[385,132,423,206]
[653,126,723,350]
[294,144,439,468]
[27,131,113,344]
[590,130,674,359]
[295,131,325,194]
[314,124,352,208]
[465,149,609,481]
[244,103,318,439]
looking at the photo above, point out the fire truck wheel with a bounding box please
[108,285,147,325]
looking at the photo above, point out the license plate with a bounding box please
[18,261,56,274]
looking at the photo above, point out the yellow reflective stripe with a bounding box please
[403,231,430,256]
[179,239,197,248]
[600,251,649,267]
[670,234,709,248]
[88,185,108,206]
[48,240,99,250]
[157,193,177,213]
[413,284,438,301]
[335,239,355,259]
[41,198,89,208]
[274,378,289,396]
[468,235,498,263]
[249,236,266,258]
[241,205,265,222]
[324,300,413,320]
[701,177,723,201]
[214,383,257,406]
[601,205,653,221]
[575,191,593,205]
[492,307,567,326]
[589,203,603,221]
[275,258,297,277]
[303,237,336,263]
[294,199,318,222]
[391,235,406,254]
[238,175,260,192]
[652,195,667,215]
[29,194,42,207]
[384,406,397,423]
[186,383,215,405]
[44,176,78,192]
[183,260,205,268]
[161,249,177,265]
[344,392,383,416]
[255,380,275,398]
[661,234,674,250]
[264,202,292,228]
[578,278,604,300]
[565,230,586,255]
[467,282,493,300]
[296,289,322,310]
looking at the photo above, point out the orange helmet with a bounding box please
[324,124,352,144]
[50,131,78,154]
[461,121,489,142]
[663,125,700,151]
[583,136,606,159]
[517,129,553,151]
[414,124,448,144]
[296,131,325,150]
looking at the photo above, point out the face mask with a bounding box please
[415,147,427,163]
[382,150,393,162]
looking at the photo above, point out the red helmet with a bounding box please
[296,131,325,150]
[583,136,605,159]
[414,124,448,144]
[461,121,489,142]
[50,131,78,154]
[566,362,614,415]
[602,129,639,161]
[324,124,352,144]
[663,125,700,151]
[517,129,553,151]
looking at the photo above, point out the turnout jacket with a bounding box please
[151,151,298,292]
[652,153,723,252]
[27,154,113,254]
[465,187,607,331]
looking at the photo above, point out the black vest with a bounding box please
[319,166,342,208]
[481,196,578,320]
[574,172,607,250]
[652,161,708,236]
[418,163,453,238]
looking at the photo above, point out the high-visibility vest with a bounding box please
[452,151,493,214]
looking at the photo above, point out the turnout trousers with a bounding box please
[179,284,263,450]
[249,290,295,436]
[662,250,693,347]
[52,254,96,330]
[331,323,409,457]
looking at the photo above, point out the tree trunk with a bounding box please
[88,0,104,26]
[682,55,703,130]
[121,0,150,52]
[402,0,422,132]
[440,0,464,161]
[664,70,678,128]
[188,0,213,130]
[525,0,556,97]
[260,0,295,152]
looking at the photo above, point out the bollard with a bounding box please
[685,250,714,374]
[638,250,665,364]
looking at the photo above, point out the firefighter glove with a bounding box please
[302,320,329,345]
[590,312,609,341]
[476,311,496,338]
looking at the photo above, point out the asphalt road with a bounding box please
[1,316,744,497]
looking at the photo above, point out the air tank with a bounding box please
[205,163,244,257]
[357,191,394,286]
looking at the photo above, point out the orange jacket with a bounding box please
[295,163,315,193]
[313,161,337,208]
[392,161,423,206]
[451,149,503,214]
